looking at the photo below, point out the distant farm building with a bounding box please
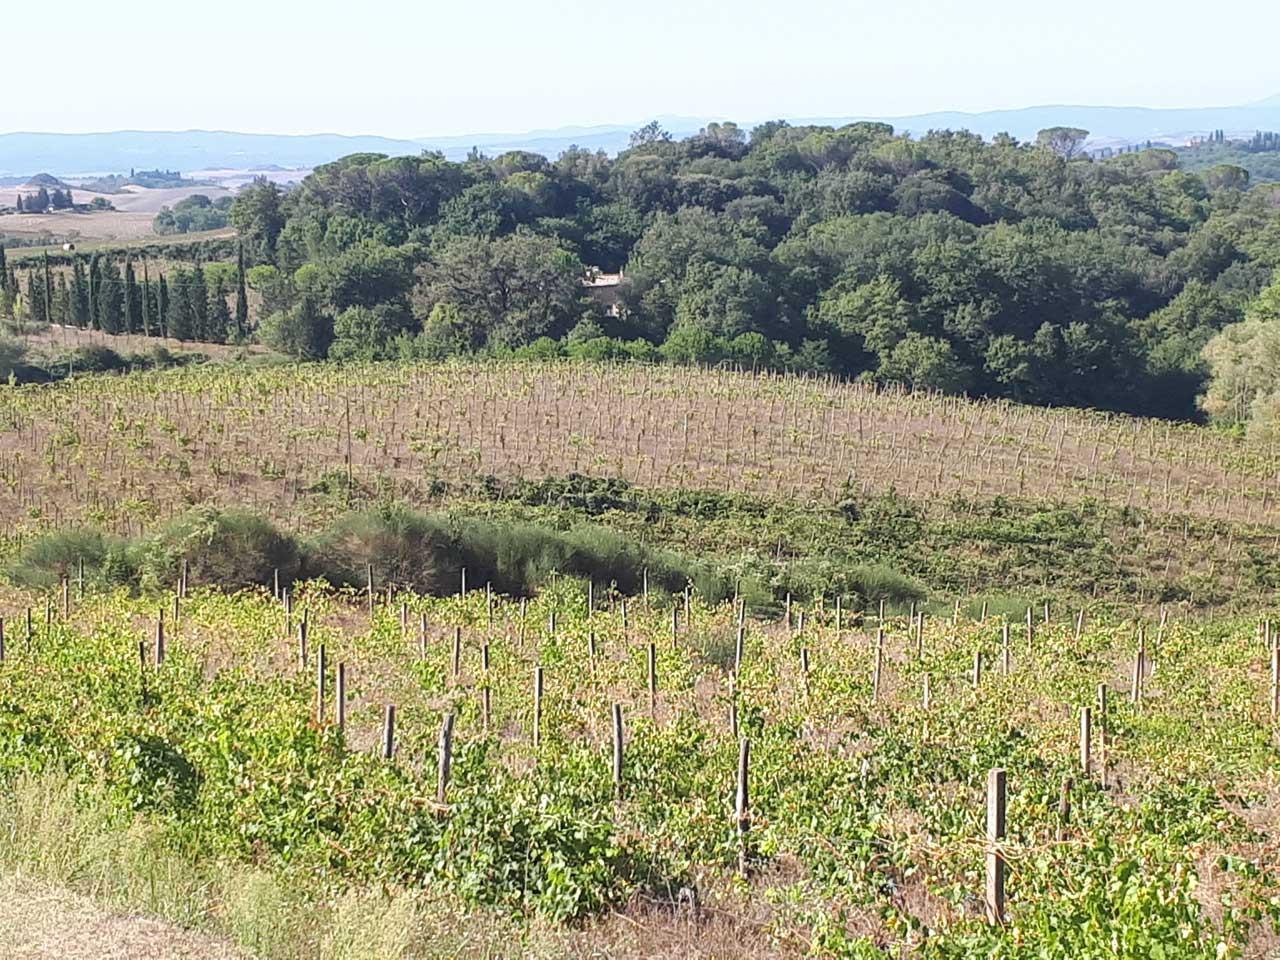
[585,271,625,316]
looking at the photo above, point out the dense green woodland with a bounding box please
[10,121,1280,423]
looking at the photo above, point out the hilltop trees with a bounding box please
[1200,277,1280,435]
[210,120,1280,419]
[230,178,286,261]
[416,232,587,351]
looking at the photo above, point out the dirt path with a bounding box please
[0,873,246,960]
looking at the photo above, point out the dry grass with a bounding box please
[20,324,271,361]
[0,361,1277,537]
[0,872,246,960]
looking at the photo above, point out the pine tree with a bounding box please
[124,257,140,334]
[33,188,50,213]
[158,274,170,337]
[70,258,90,328]
[234,242,249,338]
[65,189,74,208]
[141,263,152,337]
[97,261,124,334]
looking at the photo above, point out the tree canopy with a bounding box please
[223,119,1280,419]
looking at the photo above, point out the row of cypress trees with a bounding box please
[1,243,250,343]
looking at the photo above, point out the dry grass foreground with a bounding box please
[19,325,271,362]
[0,361,1277,535]
[0,872,245,960]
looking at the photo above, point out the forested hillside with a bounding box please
[224,121,1280,420]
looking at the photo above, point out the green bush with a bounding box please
[304,505,454,594]
[8,528,133,591]
[136,507,302,591]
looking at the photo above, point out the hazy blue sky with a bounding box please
[18,0,1280,137]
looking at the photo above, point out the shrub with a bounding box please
[136,507,302,591]
[66,345,128,374]
[304,505,455,594]
[8,528,133,591]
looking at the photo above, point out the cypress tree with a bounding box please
[42,254,52,325]
[97,260,124,334]
[52,274,70,325]
[167,268,194,341]
[70,258,90,328]
[141,262,152,337]
[88,253,101,329]
[158,274,170,337]
[14,195,23,213]
[0,244,7,293]
[208,279,232,343]
[26,273,47,324]
[234,242,249,338]
[124,256,140,334]
[191,266,208,341]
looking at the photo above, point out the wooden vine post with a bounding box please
[985,767,1007,925]
[736,737,751,877]
[611,703,624,800]
[437,713,456,805]
[481,641,492,731]
[382,704,396,759]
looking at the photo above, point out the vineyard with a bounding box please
[1,359,1279,957]
[2,360,1280,536]
[0,579,1277,958]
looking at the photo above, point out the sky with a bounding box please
[15,0,1280,138]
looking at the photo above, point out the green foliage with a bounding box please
[153,195,233,235]
[135,507,303,591]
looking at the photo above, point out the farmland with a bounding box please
[0,358,1279,958]
[0,578,1277,958]
[3,360,1279,533]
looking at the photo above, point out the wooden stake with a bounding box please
[437,713,455,805]
[985,767,1007,925]
[451,626,462,679]
[481,641,492,731]
[736,737,751,877]
[972,650,983,689]
[611,703,624,799]
[381,704,396,759]
[154,611,165,667]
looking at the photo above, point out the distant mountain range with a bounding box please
[3,96,1280,177]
